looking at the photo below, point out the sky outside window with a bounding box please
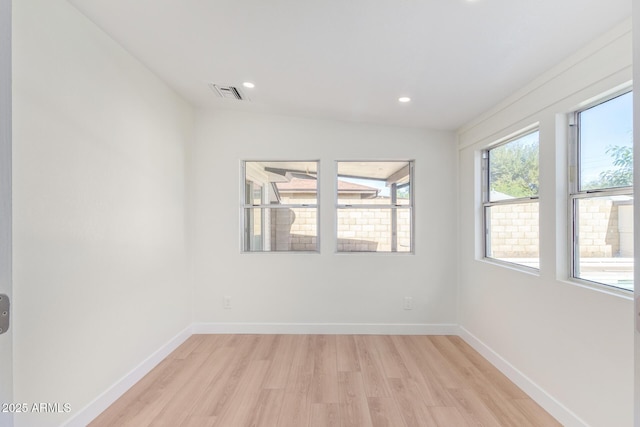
[579,91,633,188]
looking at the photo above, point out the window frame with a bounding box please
[568,89,633,291]
[335,160,415,254]
[482,128,540,271]
[241,160,320,253]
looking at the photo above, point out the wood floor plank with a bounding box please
[290,334,316,374]
[249,334,278,361]
[429,336,537,426]
[336,335,361,372]
[171,335,207,360]
[372,335,411,379]
[447,387,503,427]
[277,361,314,427]
[245,389,286,427]
[263,334,296,389]
[212,360,271,427]
[406,335,466,389]
[192,333,229,355]
[309,403,340,427]
[448,336,528,400]
[88,356,178,426]
[388,377,439,427]
[148,346,237,426]
[354,335,393,398]
[91,334,560,427]
[367,397,407,427]
[511,398,563,426]
[338,371,374,427]
[179,415,217,427]
[429,406,471,427]
[108,352,210,427]
[186,334,259,418]
[309,335,339,403]
[390,335,453,407]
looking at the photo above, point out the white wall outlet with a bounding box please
[223,296,232,309]
[403,296,413,310]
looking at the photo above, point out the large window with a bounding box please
[570,91,633,291]
[483,130,540,269]
[242,161,319,252]
[336,161,413,253]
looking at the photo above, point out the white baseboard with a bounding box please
[458,326,588,427]
[62,325,193,427]
[192,322,458,335]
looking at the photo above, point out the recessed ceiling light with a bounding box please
[243,82,255,89]
[398,97,411,103]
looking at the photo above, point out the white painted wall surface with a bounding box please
[0,0,12,426]
[458,21,633,426]
[12,1,193,425]
[192,110,458,332]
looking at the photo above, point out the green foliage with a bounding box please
[396,186,410,199]
[490,141,539,198]
[584,145,633,190]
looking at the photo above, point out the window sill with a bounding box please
[479,257,540,276]
[335,251,414,256]
[558,277,634,300]
[240,250,320,255]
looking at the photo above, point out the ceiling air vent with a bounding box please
[209,83,248,101]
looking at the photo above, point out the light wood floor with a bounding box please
[90,334,560,426]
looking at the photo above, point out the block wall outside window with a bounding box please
[337,205,412,252]
[487,202,539,258]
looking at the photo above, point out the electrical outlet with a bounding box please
[403,296,413,310]
[223,296,232,309]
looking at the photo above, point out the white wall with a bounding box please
[12,1,193,425]
[457,20,633,426]
[192,110,458,333]
[0,0,12,426]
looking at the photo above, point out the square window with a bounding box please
[336,161,413,253]
[242,161,319,252]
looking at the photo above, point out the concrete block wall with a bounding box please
[337,207,411,252]
[268,195,411,252]
[488,202,539,258]
[489,199,633,259]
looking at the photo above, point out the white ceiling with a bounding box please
[68,0,631,131]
